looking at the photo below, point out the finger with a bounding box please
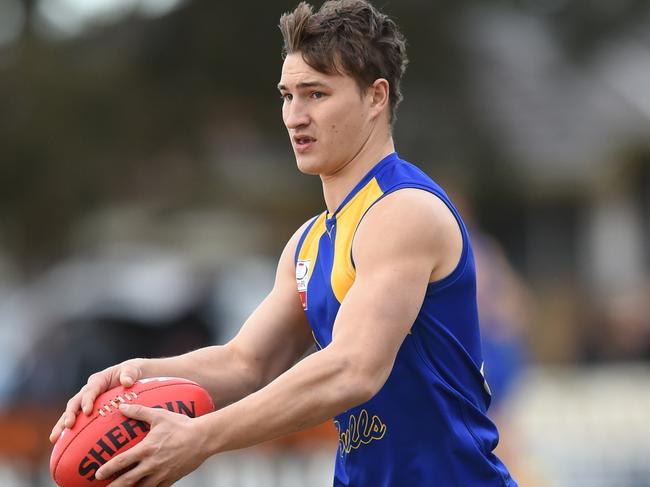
[119,403,165,424]
[119,362,141,388]
[81,372,112,415]
[50,384,88,442]
[63,393,84,427]
[98,464,148,487]
[94,446,142,482]
[49,413,68,443]
[106,466,153,487]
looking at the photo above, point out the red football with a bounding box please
[50,377,215,487]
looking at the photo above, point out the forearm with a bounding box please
[198,346,372,454]
[139,345,260,409]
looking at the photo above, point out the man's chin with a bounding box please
[295,155,322,176]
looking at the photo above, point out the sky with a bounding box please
[0,0,186,44]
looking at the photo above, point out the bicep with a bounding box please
[329,190,452,387]
[330,262,430,383]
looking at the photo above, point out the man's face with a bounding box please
[278,53,373,176]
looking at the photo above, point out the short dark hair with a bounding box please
[279,0,408,125]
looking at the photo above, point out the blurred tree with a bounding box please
[19,0,36,40]
[1,0,649,274]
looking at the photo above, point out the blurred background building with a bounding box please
[0,0,649,485]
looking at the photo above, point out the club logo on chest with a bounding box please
[296,259,311,310]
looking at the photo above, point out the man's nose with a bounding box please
[284,100,310,129]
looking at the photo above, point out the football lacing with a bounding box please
[97,391,138,417]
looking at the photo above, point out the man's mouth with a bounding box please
[293,135,316,152]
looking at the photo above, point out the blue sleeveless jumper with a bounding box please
[294,153,517,487]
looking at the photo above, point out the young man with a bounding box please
[50,1,517,485]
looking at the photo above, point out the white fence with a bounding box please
[506,364,650,487]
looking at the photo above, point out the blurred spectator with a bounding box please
[582,284,650,362]
[474,232,532,411]
[449,184,541,485]
[446,184,532,409]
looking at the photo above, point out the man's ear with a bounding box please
[368,78,390,119]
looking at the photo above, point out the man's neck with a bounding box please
[321,136,395,215]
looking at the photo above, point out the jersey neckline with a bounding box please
[325,152,399,223]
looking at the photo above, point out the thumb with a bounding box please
[119,363,142,387]
[119,403,166,424]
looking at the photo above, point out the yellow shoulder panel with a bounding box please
[331,178,384,303]
[297,213,327,284]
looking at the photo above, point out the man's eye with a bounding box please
[311,92,325,99]
[281,93,292,102]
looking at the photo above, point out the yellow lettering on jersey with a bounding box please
[334,409,387,456]
[330,178,384,303]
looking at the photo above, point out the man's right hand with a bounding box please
[49,359,145,444]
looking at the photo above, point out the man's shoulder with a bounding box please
[370,187,456,230]
[352,188,463,277]
[354,190,451,246]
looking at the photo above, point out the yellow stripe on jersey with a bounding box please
[331,177,384,303]
[298,212,327,284]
